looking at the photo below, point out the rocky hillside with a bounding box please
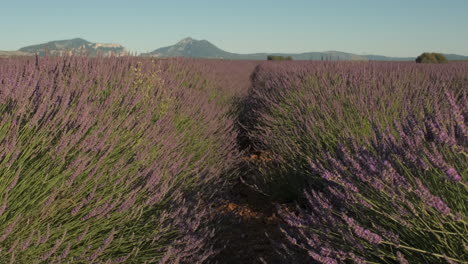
[18,38,128,56]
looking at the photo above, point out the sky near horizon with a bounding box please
[1,0,467,57]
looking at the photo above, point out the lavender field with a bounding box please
[0,57,466,263]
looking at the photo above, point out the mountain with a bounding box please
[4,37,468,61]
[18,38,129,56]
[141,37,240,59]
[0,50,32,57]
[363,55,413,61]
[140,38,406,61]
[364,53,468,61]
[142,37,468,61]
[141,38,368,60]
[443,54,468,61]
[232,51,368,61]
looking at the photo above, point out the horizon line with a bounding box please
[3,37,468,58]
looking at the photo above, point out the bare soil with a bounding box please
[211,175,308,263]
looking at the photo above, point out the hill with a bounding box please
[141,37,417,61]
[18,38,128,56]
[0,50,32,57]
[444,53,468,61]
[140,38,369,60]
[141,37,240,59]
[3,37,468,61]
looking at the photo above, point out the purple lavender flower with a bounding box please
[342,214,382,245]
[396,251,409,264]
[0,215,20,242]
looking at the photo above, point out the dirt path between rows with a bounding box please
[211,175,308,263]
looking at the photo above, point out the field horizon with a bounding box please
[2,37,468,62]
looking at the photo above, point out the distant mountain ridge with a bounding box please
[443,54,468,61]
[141,37,468,61]
[17,38,128,57]
[0,50,31,57]
[1,37,467,61]
[141,37,239,59]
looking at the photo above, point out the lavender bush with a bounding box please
[0,56,240,263]
[237,61,467,262]
[279,93,467,263]
[239,61,468,201]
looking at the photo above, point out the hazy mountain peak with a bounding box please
[68,38,89,43]
[140,38,425,61]
[18,38,128,57]
[142,37,235,59]
[93,43,124,49]
[6,37,468,61]
[177,37,195,45]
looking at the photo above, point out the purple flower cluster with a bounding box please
[241,62,468,263]
[239,61,468,201]
[0,56,247,263]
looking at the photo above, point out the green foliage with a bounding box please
[267,55,293,61]
[416,52,448,63]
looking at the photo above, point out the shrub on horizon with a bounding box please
[267,55,293,61]
[416,52,448,63]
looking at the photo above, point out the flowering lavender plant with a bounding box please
[230,60,468,262]
[0,56,241,263]
[239,61,467,202]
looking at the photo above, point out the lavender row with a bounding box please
[0,56,240,263]
[237,61,467,262]
[239,61,467,201]
[279,93,467,263]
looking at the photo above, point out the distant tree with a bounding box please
[267,55,293,61]
[416,52,448,63]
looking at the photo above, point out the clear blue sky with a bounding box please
[1,0,467,56]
